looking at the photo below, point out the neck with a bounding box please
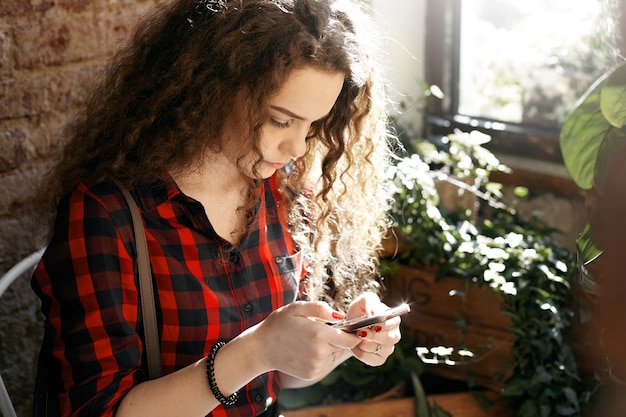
[172,154,248,201]
[170,155,252,245]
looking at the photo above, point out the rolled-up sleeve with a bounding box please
[33,184,146,417]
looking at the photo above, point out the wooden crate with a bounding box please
[382,265,514,389]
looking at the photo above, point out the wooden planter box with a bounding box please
[282,391,512,417]
[381,265,514,390]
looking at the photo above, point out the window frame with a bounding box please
[423,0,626,165]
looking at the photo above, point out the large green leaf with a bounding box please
[560,63,626,190]
[601,63,626,128]
[560,72,610,189]
[594,128,626,191]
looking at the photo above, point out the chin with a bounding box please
[247,167,276,180]
[260,168,277,179]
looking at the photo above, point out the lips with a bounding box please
[266,161,285,170]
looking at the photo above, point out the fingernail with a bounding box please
[332,312,345,320]
[372,325,382,333]
[357,330,368,338]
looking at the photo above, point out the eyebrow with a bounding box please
[269,105,306,121]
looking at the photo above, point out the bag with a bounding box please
[32,182,160,416]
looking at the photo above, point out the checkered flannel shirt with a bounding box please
[32,174,307,417]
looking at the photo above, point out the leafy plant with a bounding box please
[559,60,626,388]
[384,130,598,417]
[559,61,626,292]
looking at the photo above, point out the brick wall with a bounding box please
[0,1,165,415]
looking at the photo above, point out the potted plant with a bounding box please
[379,128,598,417]
[559,61,626,388]
[559,61,626,290]
[280,124,598,417]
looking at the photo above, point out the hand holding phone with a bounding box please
[330,303,410,333]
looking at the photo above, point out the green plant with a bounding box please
[559,61,626,293]
[384,130,598,417]
[559,60,626,388]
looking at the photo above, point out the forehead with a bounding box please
[269,66,345,121]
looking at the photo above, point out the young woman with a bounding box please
[31,0,400,416]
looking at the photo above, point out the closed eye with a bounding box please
[269,119,291,129]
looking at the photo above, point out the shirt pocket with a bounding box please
[269,251,302,304]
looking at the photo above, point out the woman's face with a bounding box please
[223,66,345,179]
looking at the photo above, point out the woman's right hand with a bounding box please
[117,302,359,417]
[248,301,360,381]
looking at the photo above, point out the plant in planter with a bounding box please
[559,61,626,388]
[559,61,626,294]
[279,123,600,417]
[382,129,598,417]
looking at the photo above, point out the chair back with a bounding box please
[0,248,45,417]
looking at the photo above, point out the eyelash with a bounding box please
[270,119,290,129]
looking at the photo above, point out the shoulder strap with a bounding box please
[115,181,162,380]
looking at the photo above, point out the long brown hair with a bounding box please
[45,0,394,309]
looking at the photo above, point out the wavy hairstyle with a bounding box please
[44,0,394,309]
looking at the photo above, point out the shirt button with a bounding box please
[244,303,254,314]
[229,253,239,263]
[254,394,264,403]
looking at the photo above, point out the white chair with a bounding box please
[0,248,45,417]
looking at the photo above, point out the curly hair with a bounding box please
[44,0,394,309]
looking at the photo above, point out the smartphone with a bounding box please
[330,303,411,332]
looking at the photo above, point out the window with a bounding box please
[424,0,624,163]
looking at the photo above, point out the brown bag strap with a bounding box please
[115,181,162,380]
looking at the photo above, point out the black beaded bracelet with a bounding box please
[206,341,239,406]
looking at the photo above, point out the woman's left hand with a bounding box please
[347,292,402,366]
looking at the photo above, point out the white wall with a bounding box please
[370,0,426,127]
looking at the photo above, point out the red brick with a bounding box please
[13,11,106,69]
[0,0,53,16]
[45,65,99,112]
[0,77,22,119]
[32,0,55,13]
[0,123,28,172]
[0,26,11,69]
[27,111,67,160]
[99,5,156,51]
[0,0,31,17]
[12,1,175,70]
[57,0,92,13]
[0,166,47,216]
[0,76,40,119]
[0,113,64,174]
[0,64,99,120]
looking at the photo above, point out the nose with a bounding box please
[283,127,309,159]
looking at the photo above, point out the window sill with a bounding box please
[491,154,581,198]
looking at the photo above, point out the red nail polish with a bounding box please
[357,330,368,338]
[332,312,345,320]
[372,325,382,333]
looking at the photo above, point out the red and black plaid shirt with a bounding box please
[32,174,308,417]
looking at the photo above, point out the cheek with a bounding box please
[258,129,278,155]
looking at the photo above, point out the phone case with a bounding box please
[330,303,410,332]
